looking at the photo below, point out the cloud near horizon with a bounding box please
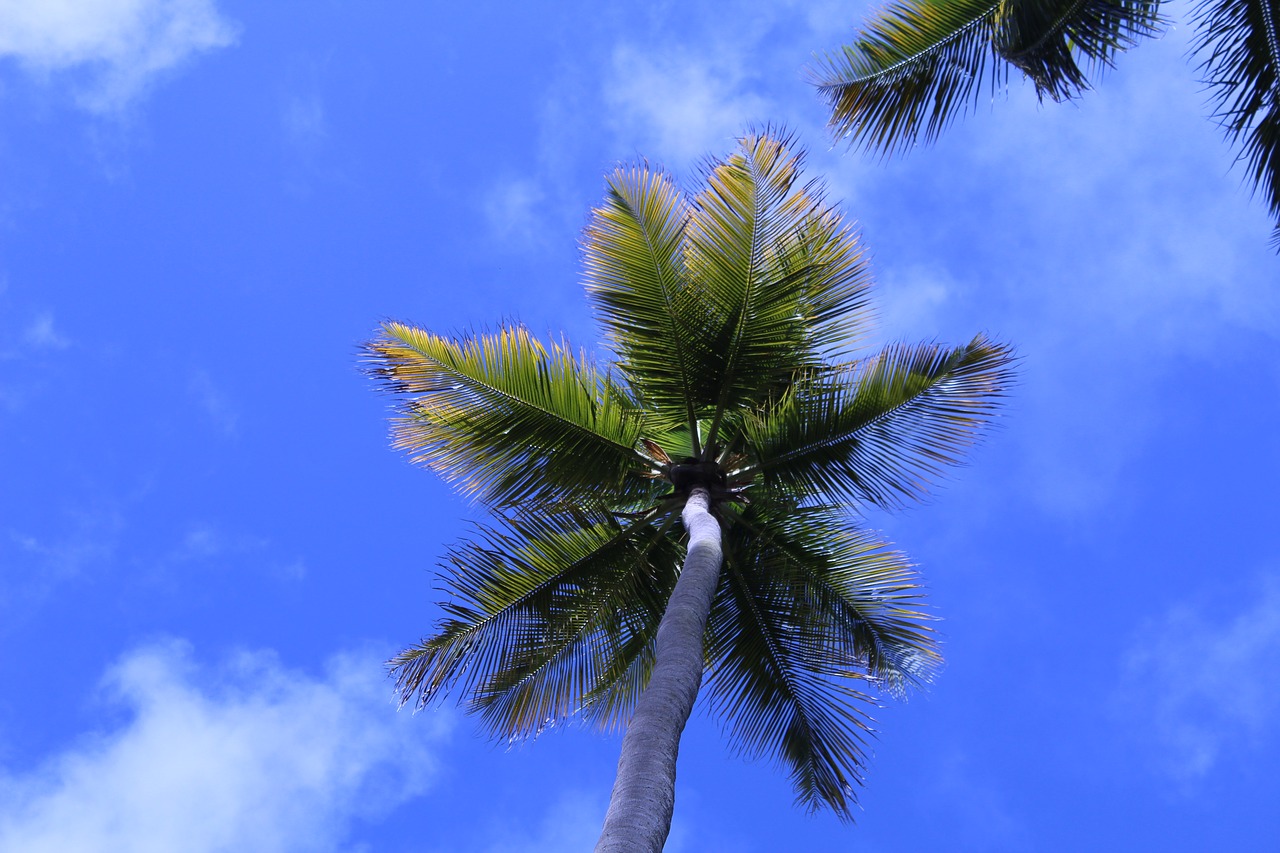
[0,640,448,852]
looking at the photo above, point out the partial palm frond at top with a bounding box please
[810,0,1164,155]
[1191,0,1280,247]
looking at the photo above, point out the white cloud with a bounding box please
[603,43,773,166]
[0,0,238,112]
[1119,573,1280,781]
[0,640,448,852]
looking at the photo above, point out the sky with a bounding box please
[1,1,1278,850]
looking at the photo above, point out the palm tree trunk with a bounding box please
[595,486,723,853]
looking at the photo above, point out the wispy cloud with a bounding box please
[482,178,548,250]
[189,369,238,436]
[602,43,772,167]
[0,640,449,852]
[0,0,238,113]
[281,92,326,148]
[483,791,604,853]
[5,504,125,591]
[1118,573,1280,782]
[22,313,71,350]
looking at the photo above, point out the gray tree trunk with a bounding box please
[595,486,723,853]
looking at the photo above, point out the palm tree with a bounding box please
[810,0,1280,247]
[365,129,1015,852]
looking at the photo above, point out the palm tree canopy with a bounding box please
[811,0,1280,245]
[366,129,1015,818]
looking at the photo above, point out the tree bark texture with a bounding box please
[595,487,724,853]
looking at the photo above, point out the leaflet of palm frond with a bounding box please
[1192,0,1280,243]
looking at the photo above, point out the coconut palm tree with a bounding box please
[365,129,1015,853]
[810,0,1280,247]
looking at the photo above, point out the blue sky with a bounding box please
[1,1,1277,850]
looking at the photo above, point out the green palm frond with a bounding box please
[994,0,1163,99]
[686,131,878,453]
[366,322,652,508]
[1191,0,1280,244]
[705,505,932,818]
[813,0,1002,154]
[390,507,683,736]
[583,163,714,443]
[728,504,941,695]
[742,336,1015,509]
[811,0,1162,155]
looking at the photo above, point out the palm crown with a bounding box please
[810,0,1280,247]
[366,130,1014,828]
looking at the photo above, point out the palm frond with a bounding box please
[727,504,941,696]
[390,507,684,740]
[812,0,1004,154]
[1192,0,1280,241]
[366,322,652,509]
[686,130,875,450]
[811,0,1162,155]
[583,163,714,443]
[705,507,924,818]
[742,336,1016,509]
[994,0,1163,100]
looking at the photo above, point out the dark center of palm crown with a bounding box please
[665,459,728,498]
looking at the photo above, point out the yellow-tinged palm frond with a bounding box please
[583,163,715,443]
[686,130,876,451]
[1191,0,1280,247]
[811,0,1163,155]
[741,336,1016,509]
[584,131,875,453]
[366,322,653,509]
